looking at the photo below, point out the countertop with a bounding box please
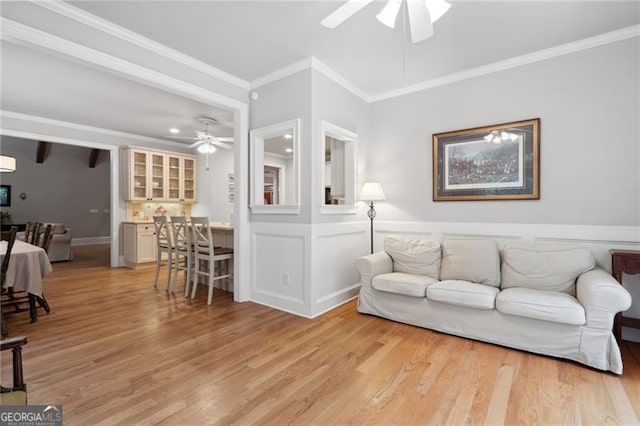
[123,221,234,230]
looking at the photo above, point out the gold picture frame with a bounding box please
[433,118,540,201]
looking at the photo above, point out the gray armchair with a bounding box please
[46,223,73,262]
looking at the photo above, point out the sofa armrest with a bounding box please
[576,268,632,330]
[355,252,393,288]
[51,229,72,243]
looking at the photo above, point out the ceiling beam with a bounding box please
[89,149,100,168]
[36,141,49,164]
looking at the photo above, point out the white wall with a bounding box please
[192,148,234,223]
[369,38,639,226]
[250,69,312,223]
[367,38,640,339]
[0,136,110,239]
[311,69,371,224]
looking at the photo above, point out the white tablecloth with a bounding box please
[1,240,53,297]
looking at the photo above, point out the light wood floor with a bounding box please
[2,244,640,425]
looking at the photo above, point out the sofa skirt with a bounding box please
[357,284,623,374]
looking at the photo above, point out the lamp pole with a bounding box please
[367,201,376,254]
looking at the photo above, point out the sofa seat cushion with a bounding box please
[372,273,437,298]
[501,246,595,296]
[496,287,586,325]
[384,236,441,279]
[440,239,501,287]
[426,280,499,310]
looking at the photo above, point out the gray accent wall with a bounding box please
[0,136,111,239]
[368,38,639,226]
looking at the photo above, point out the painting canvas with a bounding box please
[433,119,539,201]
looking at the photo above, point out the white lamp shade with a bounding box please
[360,182,386,201]
[0,155,16,172]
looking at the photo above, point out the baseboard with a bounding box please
[622,326,640,343]
[71,236,110,246]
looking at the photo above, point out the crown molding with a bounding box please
[0,110,185,148]
[30,0,250,90]
[370,24,640,102]
[249,57,370,103]
[249,57,314,90]
[310,57,371,102]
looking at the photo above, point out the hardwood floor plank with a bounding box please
[2,244,639,425]
[483,364,514,426]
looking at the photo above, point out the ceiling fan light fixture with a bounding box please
[377,0,403,28]
[197,143,217,154]
[425,0,451,24]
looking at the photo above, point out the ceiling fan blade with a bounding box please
[321,0,374,28]
[188,140,205,148]
[215,137,234,142]
[211,140,233,150]
[426,0,451,24]
[377,0,402,28]
[407,0,433,43]
[166,136,198,140]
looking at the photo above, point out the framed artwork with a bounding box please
[433,118,540,201]
[0,185,11,207]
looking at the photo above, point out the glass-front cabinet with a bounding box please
[125,148,197,203]
[167,154,196,202]
[150,152,167,200]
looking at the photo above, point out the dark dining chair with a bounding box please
[24,222,41,245]
[1,225,51,325]
[0,335,28,405]
[1,227,18,338]
[40,224,54,254]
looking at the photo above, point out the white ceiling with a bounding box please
[69,1,639,95]
[1,1,638,146]
[0,41,235,145]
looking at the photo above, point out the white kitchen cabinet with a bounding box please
[123,223,157,268]
[124,148,196,202]
[167,154,197,202]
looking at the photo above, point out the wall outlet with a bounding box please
[89,208,98,213]
[282,272,290,285]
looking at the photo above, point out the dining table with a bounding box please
[1,239,53,322]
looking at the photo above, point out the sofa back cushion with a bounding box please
[500,246,594,296]
[46,223,66,234]
[439,239,501,287]
[384,236,441,280]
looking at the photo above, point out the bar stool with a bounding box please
[170,216,193,295]
[190,217,233,305]
[152,216,173,290]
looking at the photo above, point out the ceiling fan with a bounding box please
[321,0,451,43]
[167,115,234,153]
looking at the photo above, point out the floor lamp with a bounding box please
[360,182,385,254]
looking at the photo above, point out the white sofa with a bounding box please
[355,236,632,374]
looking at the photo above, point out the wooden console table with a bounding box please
[610,249,640,342]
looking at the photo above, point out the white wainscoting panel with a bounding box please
[312,222,368,317]
[251,222,310,316]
